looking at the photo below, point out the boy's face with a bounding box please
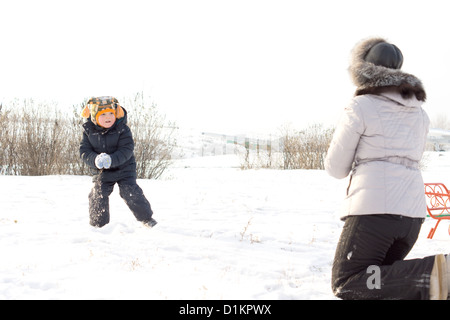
[98,112,116,128]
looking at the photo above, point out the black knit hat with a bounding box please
[364,42,403,70]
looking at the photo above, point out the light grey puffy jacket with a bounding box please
[325,91,430,219]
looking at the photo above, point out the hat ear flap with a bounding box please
[116,105,124,119]
[81,105,90,118]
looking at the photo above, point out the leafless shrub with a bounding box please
[237,123,334,170]
[125,92,177,180]
[0,106,18,175]
[281,123,334,170]
[68,102,91,176]
[0,99,69,175]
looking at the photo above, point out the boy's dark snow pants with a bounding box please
[89,177,153,228]
[332,214,436,300]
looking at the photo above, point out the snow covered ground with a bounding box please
[1,152,450,300]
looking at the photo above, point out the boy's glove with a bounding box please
[95,153,112,169]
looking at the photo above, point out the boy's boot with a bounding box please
[143,218,157,228]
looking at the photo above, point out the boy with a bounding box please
[80,96,157,228]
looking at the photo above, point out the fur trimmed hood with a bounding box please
[349,37,426,102]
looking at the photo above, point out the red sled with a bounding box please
[424,183,450,239]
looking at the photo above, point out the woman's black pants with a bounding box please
[332,214,436,300]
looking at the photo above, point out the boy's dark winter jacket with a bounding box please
[80,108,137,182]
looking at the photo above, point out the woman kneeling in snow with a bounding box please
[326,37,448,300]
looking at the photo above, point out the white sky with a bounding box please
[1,0,450,134]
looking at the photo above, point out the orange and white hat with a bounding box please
[81,96,124,126]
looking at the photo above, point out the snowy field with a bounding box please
[1,152,450,300]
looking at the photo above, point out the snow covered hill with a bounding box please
[1,152,449,300]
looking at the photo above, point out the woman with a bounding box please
[325,37,448,299]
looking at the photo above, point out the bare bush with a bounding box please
[125,92,177,180]
[281,123,334,170]
[0,99,68,175]
[0,106,18,175]
[236,124,334,170]
[68,102,91,176]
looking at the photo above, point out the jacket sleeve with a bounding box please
[325,99,365,179]
[79,130,99,169]
[110,125,134,168]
